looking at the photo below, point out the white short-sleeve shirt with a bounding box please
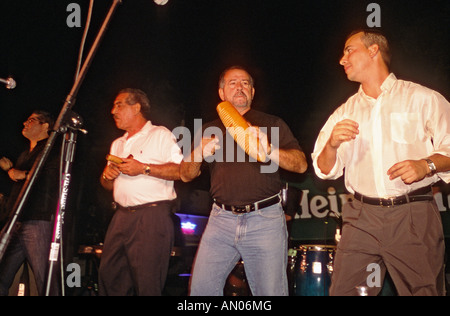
[110,121,183,207]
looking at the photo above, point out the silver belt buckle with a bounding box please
[382,197,396,207]
[389,197,395,207]
[231,204,252,215]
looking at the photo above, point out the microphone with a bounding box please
[153,0,169,5]
[0,77,17,90]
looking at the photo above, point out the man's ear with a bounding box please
[41,122,50,135]
[218,88,225,101]
[134,103,142,115]
[368,44,379,58]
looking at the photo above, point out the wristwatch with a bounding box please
[425,158,437,177]
[143,164,151,176]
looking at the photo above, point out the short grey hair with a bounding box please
[118,88,151,119]
[218,66,255,89]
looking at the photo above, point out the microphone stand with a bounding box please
[0,0,123,295]
[45,114,87,296]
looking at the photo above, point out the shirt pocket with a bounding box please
[390,113,420,144]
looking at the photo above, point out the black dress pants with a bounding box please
[98,202,174,296]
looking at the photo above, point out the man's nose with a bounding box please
[236,80,244,88]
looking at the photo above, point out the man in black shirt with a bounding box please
[0,157,13,226]
[0,110,59,296]
[181,66,307,296]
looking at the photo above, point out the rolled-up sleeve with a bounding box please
[428,91,450,183]
[311,112,346,180]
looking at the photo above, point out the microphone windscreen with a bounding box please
[216,101,266,163]
[6,78,16,89]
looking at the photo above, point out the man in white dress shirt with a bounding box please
[312,30,450,296]
[99,88,183,296]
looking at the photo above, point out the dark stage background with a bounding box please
[0,0,449,295]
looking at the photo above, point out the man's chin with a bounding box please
[230,99,250,108]
[345,71,361,83]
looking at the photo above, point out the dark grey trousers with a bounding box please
[98,202,174,296]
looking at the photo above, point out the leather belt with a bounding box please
[353,186,434,207]
[113,200,172,213]
[215,194,281,215]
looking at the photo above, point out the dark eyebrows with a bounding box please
[343,45,355,54]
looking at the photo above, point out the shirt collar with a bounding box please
[36,138,48,146]
[121,121,153,141]
[358,73,397,98]
[381,73,397,93]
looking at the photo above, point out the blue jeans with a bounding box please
[190,202,288,296]
[0,220,54,296]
